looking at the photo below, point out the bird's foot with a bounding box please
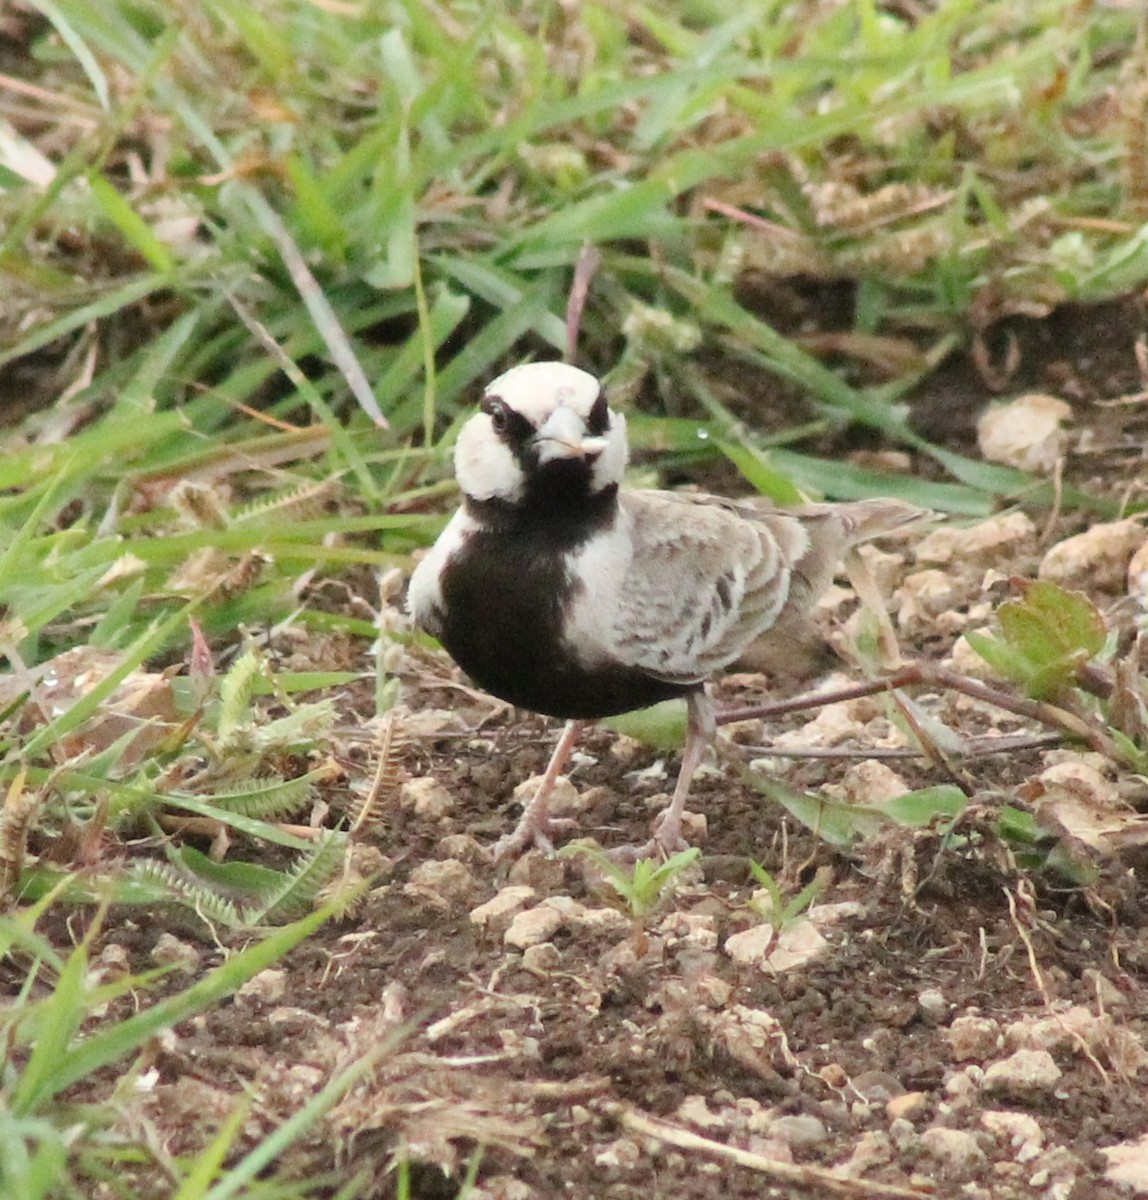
[491,812,577,864]
[607,809,694,864]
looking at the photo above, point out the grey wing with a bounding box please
[609,492,805,683]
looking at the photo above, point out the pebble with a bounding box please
[1003,1004,1099,1054]
[95,943,131,979]
[982,1048,1062,1097]
[851,1070,905,1104]
[1102,1132,1148,1193]
[677,1095,727,1130]
[399,776,455,820]
[151,932,201,973]
[886,1092,929,1122]
[521,942,561,973]
[469,885,537,928]
[895,569,958,633]
[471,1177,538,1200]
[768,1114,828,1149]
[917,988,948,1020]
[981,1110,1044,1162]
[920,1126,987,1170]
[976,393,1072,474]
[946,1013,1001,1061]
[504,905,566,949]
[724,919,830,973]
[834,760,909,805]
[513,774,581,818]
[594,1137,641,1170]
[657,911,718,950]
[236,968,286,1004]
[1038,518,1145,592]
[915,512,1036,566]
[402,858,478,910]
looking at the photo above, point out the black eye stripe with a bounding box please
[586,388,610,437]
[481,395,534,443]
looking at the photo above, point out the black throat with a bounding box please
[436,479,689,719]
[467,461,619,546]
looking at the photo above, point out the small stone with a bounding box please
[657,911,718,949]
[918,988,948,1020]
[151,933,201,973]
[976,393,1072,474]
[944,1073,973,1098]
[471,1176,538,1200]
[1082,967,1126,1009]
[267,1005,325,1031]
[835,1130,894,1177]
[852,1071,906,1104]
[469,885,537,928]
[1027,764,1130,853]
[920,1126,987,1170]
[521,942,561,973]
[949,632,999,680]
[886,1092,929,1122]
[435,834,483,863]
[1038,518,1145,593]
[981,1110,1044,1162]
[915,512,1036,566]
[946,1013,1001,1062]
[724,919,830,973]
[504,899,583,949]
[819,1062,848,1087]
[895,569,958,633]
[1102,1132,1148,1193]
[513,774,581,818]
[575,906,631,935]
[768,1114,827,1149]
[400,775,455,820]
[594,1137,641,1169]
[1003,1004,1099,1054]
[677,1095,727,1130]
[834,760,908,806]
[402,858,478,910]
[236,968,286,1004]
[982,1048,1062,1097]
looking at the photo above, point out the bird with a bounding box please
[408,361,923,861]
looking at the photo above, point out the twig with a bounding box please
[607,1104,931,1199]
[566,243,601,363]
[735,731,1063,761]
[718,662,1125,762]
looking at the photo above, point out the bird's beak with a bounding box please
[532,405,607,463]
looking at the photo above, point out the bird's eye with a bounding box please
[586,388,610,437]
[483,396,510,433]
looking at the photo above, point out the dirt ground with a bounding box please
[56,298,1148,1198]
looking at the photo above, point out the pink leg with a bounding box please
[618,691,714,861]
[492,719,584,861]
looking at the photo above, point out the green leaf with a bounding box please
[602,699,687,751]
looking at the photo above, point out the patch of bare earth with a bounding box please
[78,299,1148,1199]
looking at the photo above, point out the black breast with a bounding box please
[437,510,691,721]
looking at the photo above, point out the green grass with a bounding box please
[2,0,1148,1193]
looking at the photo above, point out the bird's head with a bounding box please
[454,362,628,510]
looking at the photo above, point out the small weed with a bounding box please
[747,860,828,932]
[568,846,700,922]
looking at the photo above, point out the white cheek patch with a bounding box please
[453,415,525,503]
[590,412,628,495]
